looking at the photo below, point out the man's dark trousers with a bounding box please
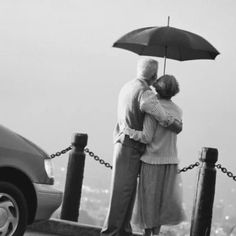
[101,139,144,236]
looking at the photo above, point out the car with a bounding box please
[0,125,62,236]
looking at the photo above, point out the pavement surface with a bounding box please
[24,231,61,236]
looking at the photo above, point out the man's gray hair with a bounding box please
[137,58,158,80]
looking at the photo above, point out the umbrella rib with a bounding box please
[179,46,182,61]
[139,45,147,55]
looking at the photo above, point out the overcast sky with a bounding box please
[0,0,236,213]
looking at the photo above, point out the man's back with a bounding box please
[114,78,149,143]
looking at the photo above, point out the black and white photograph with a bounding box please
[0,1,235,236]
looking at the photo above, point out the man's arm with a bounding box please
[140,90,182,134]
[122,114,156,144]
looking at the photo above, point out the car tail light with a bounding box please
[44,159,54,179]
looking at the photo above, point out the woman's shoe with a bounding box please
[142,228,152,236]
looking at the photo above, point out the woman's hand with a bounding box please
[168,119,183,134]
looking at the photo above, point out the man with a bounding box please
[101,58,182,236]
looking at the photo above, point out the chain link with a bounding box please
[84,147,113,169]
[215,164,236,182]
[178,162,200,173]
[50,146,72,159]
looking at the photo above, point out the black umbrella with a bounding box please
[113,20,220,74]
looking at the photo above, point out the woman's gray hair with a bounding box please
[153,74,180,99]
[137,58,158,80]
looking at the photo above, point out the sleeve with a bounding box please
[139,90,174,127]
[123,114,156,144]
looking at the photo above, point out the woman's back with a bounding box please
[141,99,182,165]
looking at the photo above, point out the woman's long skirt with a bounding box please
[132,162,186,230]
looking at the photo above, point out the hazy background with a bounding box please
[0,0,236,220]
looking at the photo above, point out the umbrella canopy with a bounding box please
[113,26,220,73]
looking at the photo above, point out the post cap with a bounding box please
[200,147,218,164]
[72,133,88,150]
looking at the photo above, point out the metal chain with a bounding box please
[215,164,236,182]
[50,146,201,176]
[50,146,72,159]
[84,147,202,174]
[178,161,200,173]
[84,147,113,169]
[49,146,236,183]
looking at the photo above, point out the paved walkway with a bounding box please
[24,231,61,236]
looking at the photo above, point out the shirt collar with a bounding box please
[137,77,149,87]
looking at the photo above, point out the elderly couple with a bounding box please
[101,58,186,236]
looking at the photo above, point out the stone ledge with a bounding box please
[28,219,101,236]
[28,219,141,236]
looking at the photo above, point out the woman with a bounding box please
[123,74,186,236]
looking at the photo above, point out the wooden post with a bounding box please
[60,133,88,221]
[190,147,218,236]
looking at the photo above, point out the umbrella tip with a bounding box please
[167,16,170,26]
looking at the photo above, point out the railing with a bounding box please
[50,133,236,236]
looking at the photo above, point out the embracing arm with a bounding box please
[140,90,182,134]
[123,114,156,144]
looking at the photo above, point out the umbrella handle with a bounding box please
[163,57,166,75]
